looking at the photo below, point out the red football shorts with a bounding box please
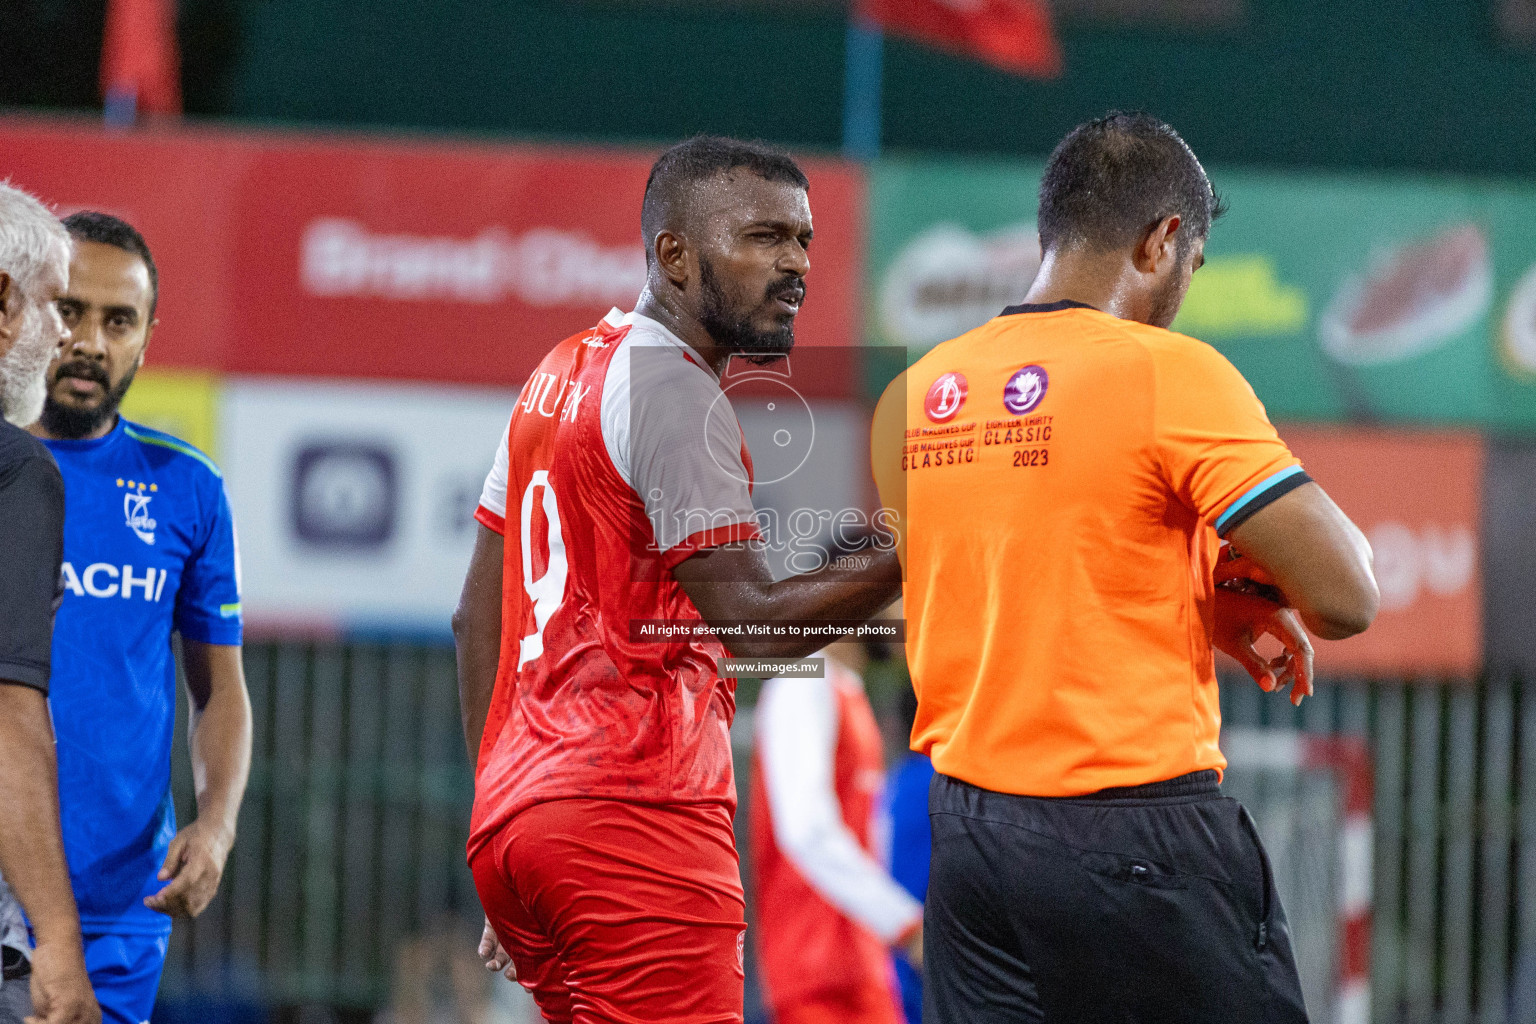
[469,797,747,1024]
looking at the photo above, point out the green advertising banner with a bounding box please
[868,158,1536,428]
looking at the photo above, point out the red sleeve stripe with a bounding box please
[475,505,507,535]
[662,521,762,569]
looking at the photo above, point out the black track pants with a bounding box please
[924,770,1310,1024]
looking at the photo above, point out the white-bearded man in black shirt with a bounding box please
[0,182,98,1024]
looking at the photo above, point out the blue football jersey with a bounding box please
[43,418,242,935]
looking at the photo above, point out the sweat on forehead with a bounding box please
[641,135,809,254]
[682,172,810,234]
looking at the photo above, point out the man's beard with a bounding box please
[40,359,138,439]
[0,303,57,427]
[698,255,801,366]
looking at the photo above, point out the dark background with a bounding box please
[5,0,1535,175]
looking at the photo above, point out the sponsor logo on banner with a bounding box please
[878,222,1041,351]
[1171,255,1309,338]
[300,219,646,306]
[867,158,1536,424]
[290,443,398,549]
[1502,260,1536,376]
[1319,224,1493,367]
[0,120,863,395]
[1368,522,1476,613]
[222,378,517,634]
[1278,427,1484,676]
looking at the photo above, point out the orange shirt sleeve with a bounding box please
[1150,337,1304,535]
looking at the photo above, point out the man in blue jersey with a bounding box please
[19,212,253,1024]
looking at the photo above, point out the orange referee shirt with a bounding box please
[871,302,1307,797]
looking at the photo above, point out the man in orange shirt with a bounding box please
[871,113,1379,1023]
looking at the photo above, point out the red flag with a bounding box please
[101,0,182,119]
[858,0,1062,78]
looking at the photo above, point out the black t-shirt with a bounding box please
[0,417,63,692]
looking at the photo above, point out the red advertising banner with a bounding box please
[1281,427,1484,677]
[0,118,863,393]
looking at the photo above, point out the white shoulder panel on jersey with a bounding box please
[599,334,636,487]
[600,312,757,551]
[478,420,511,520]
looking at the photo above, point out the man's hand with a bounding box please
[1213,585,1314,707]
[1214,548,1276,589]
[25,939,99,1024]
[478,916,516,981]
[143,818,233,918]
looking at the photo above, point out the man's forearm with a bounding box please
[454,596,501,758]
[679,546,903,658]
[454,526,505,761]
[188,680,252,840]
[765,548,902,641]
[1226,483,1378,640]
[457,636,498,761]
[749,578,901,657]
[0,685,84,947]
[181,642,253,842]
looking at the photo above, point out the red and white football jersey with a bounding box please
[468,308,761,861]
[750,657,921,1009]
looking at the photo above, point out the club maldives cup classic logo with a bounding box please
[1004,365,1049,414]
[924,372,969,423]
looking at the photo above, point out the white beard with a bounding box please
[0,303,55,427]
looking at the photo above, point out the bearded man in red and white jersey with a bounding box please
[452,136,901,1024]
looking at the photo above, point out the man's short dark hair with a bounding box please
[641,136,809,265]
[60,211,159,317]
[1037,112,1226,257]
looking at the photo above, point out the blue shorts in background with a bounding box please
[84,932,169,1024]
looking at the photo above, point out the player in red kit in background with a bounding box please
[750,635,922,1024]
[452,136,901,1024]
